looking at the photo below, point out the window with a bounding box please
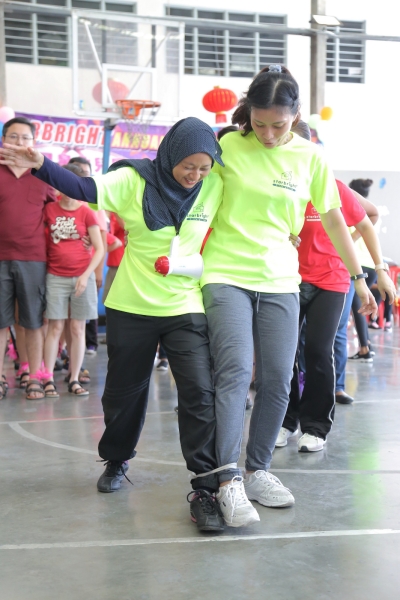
[165,7,286,77]
[5,11,33,64]
[326,21,365,83]
[4,1,137,67]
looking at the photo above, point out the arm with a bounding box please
[107,238,123,253]
[0,145,97,203]
[94,230,108,290]
[75,225,104,297]
[351,189,379,242]
[320,208,377,316]
[353,216,395,303]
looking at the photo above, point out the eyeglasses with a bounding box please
[5,134,34,143]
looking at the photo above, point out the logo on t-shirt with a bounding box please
[305,204,321,222]
[50,216,80,244]
[272,171,298,192]
[187,202,209,223]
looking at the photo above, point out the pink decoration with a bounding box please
[0,106,16,123]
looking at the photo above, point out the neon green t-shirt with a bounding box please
[92,167,223,316]
[201,131,341,293]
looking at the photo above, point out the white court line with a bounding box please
[373,343,400,351]
[8,423,185,467]
[0,411,174,426]
[270,469,400,474]
[1,528,400,551]
[8,423,400,474]
[353,399,400,404]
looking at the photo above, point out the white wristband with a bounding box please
[375,263,389,272]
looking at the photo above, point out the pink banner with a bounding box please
[15,112,171,174]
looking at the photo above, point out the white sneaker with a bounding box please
[275,427,298,447]
[298,433,326,452]
[244,470,295,507]
[216,476,260,528]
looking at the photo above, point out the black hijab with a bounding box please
[108,117,224,231]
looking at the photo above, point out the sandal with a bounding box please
[79,369,90,384]
[19,372,30,389]
[0,381,7,401]
[26,379,45,400]
[68,380,89,396]
[1,375,9,391]
[64,369,91,384]
[43,381,60,399]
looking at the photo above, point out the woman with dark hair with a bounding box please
[346,179,381,362]
[201,65,377,527]
[0,118,226,533]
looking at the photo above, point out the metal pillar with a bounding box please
[0,0,7,107]
[102,119,117,174]
[310,0,327,114]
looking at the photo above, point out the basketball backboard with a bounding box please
[71,10,185,124]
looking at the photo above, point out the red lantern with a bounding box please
[92,79,129,105]
[202,87,238,124]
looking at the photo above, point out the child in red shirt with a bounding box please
[42,164,104,397]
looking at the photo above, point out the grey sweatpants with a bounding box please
[202,284,299,482]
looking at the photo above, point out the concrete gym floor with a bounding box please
[1,328,400,600]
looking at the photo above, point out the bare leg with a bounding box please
[25,328,45,399]
[14,324,28,364]
[44,319,64,376]
[0,328,8,378]
[43,319,64,398]
[65,317,72,360]
[69,319,87,394]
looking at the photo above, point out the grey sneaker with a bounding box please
[97,460,130,493]
[244,470,294,507]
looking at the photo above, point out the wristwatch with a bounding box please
[375,262,389,273]
[350,273,368,281]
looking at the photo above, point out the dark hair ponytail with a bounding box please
[232,65,300,135]
[348,178,374,198]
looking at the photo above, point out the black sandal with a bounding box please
[44,381,60,398]
[0,381,7,401]
[19,372,30,389]
[68,380,89,396]
[26,380,45,400]
[65,369,91,384]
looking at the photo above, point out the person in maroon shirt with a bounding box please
[0,117,56,400]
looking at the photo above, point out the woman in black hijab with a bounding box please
[0,117,225,532]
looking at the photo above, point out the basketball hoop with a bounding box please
[115,99,161,147]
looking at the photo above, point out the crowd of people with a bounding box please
[0,64,396,534]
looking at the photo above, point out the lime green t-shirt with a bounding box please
[92,167,223,316]
[201,131,341,293]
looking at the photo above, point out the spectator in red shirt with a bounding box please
[0,117,57,400]
[41,164,103,397]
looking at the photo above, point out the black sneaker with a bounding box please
[348,351,373,363]
[97,460,130,493]
[187,489,225,532]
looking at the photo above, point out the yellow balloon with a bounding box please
[320,106,333,121]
